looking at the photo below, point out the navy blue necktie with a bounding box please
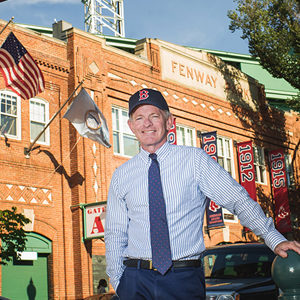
[148,153,172,274]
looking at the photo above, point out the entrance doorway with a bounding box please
[1,232,52,300]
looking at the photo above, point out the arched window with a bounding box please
[0,90,21,139]
[30,98,49,145]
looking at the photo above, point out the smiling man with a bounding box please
[105,88,300,300]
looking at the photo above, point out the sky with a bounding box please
[0,0,250,54]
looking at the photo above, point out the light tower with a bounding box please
[82,0,125,37]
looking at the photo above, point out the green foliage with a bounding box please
[228,0,300,108]
[0,207,30,264]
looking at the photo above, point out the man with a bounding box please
[105,88,300,300]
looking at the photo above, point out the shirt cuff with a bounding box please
[264,229,287,251]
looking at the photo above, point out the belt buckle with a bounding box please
[149,260,157,271]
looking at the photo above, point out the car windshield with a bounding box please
[203,246,275,279]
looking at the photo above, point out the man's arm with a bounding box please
[275,241,300,257]
[105,171,128,291]
[196,149,295,252]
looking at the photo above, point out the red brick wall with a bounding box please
[0,20,299,299]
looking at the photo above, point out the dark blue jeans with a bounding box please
[116,265,206,300]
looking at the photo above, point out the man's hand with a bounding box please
[274,241,300,258]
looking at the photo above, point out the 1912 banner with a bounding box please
[167,117,177,145]
[269,149,292,233]
[201,131,224,229]
[237,141,257,201]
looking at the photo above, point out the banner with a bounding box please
[237,141,257,233]
[237,141,257,201]
[201,131,224,229]
[83,202,107,239]
[269,149,292,233]
[63,88,111,148]
[167,117,177,145]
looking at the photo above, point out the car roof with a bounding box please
[204,242,271,251]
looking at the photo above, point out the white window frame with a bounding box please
[0,90,21,140]
[176,124,196,146]
[217,136,236,178]
[253,146,267,185]
[30,98,50,145]
[112,106,139,157]
[284,154,294,187]
[222,208,238,223]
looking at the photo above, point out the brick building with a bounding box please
[0,20,299,299]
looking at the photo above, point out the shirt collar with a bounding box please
[139,141,172,164]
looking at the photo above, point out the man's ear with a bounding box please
[166,113,174,131]
[128,118,135,134]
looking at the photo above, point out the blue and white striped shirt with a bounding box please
[105,142,286,290]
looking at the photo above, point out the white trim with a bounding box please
[176,124,196,147]
[253,146,267,185]
[0,90,21,140]
[217,136,236,179]
[112,106,139,157]
[30,98,50,145]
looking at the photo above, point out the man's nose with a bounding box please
[143,118,153,127]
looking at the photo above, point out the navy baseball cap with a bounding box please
[129,89,169,115]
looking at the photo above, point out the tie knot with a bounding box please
[149,153,157,161]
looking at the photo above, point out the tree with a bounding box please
[0,207,30,264]
[228,0,300,110]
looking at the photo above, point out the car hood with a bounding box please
[206,278,274,292]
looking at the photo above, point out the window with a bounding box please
[176,125,196,146]
[0,91,21,139]
[217,137,235,177]
[30,98,49,144]
[284,154,294,187]
[253,146,267,184]
[92,255,109,294]
[112,106,139,157]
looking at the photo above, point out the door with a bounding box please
[1,232,51,300]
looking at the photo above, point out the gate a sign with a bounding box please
[83,202,106,239]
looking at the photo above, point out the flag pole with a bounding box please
[24,79,85,158]
[0,16,14,36]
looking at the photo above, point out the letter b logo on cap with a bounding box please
[139,90,149,101]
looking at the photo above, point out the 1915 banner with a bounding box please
[83,202,106,239]
[269,149,292,233]
[201,131,224,229]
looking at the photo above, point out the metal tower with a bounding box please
[82,0,125,37]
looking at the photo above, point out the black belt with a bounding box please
[123,259,202,270]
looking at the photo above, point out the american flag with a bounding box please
[0,32,45,100]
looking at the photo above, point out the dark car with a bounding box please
[203,243,279,300]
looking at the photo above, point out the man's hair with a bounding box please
[129,109,171,120]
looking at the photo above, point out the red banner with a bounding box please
[237,141,257,201]
[201,131,224,230]
[167,117,177,145]
[269,149,292,233]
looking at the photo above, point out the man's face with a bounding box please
[128,104,172,153]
